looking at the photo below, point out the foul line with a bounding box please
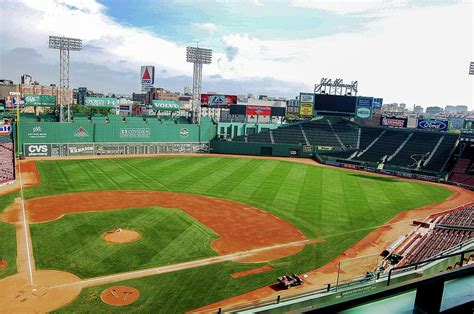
[17,160,34,285]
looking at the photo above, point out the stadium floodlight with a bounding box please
[186,46,213,124]
[49,36,83,122]
[469,62,474,75]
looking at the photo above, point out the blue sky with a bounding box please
[0,0,472,107]
[97,0,372,48]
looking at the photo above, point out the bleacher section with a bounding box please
[354,130,409,163]
[396,203,474,266]
[448,145,474,187]
[0,137,14,184]
[228,116,459,175]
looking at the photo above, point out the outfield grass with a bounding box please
[0,156,453,312]
[0,221,17,279]
[30,207,218,278]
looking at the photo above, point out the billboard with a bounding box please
[246,105,271,116]
[380,116,407,128]
[0,124,12,136]
[356,106,372,119]
[300,103,313,116]
[24,94,57,107]
[357,96,373,108]
[84,97,117,108]
[314,94,357,115]
[372,98,383,108]
[299,92,314,104]
[141,66,155,92]
[151,100,180,111]
[24,144,52,157]
[417,119,448,132]
[200,94,237,107]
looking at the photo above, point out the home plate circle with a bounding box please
[101,286,140,306]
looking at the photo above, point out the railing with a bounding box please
[208,248,474,313]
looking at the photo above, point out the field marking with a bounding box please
[17,161,35,285]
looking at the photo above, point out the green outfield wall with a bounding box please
[210,140,313,157]
[17,121,216,157]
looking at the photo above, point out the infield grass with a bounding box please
[0,156,453,312]
[30,207,218,278]
[0,221,17,279]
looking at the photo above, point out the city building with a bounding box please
[426,106,443,115]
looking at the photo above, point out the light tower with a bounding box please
[49,36,82,122]
[186,45,212,124]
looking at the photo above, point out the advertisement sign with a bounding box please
[151,100,180,111]
[120,128,151,139]
[317,146,334,151]
[246,105,271,116]
[84,97,117,108]
[300,103,313,116]
[380,116,408,128]
[27,125,48,139]
[417,119,448,132]
[24,94,56,107]
[299,93,314,104]
[0,124,12,136]
[68,144,94,156]
[373,98,383,108]
[449,118,464,130]
[357,97,373,108]
[24,144,51,157]
[141,65,155,92]
[356,106,372,119]
[200,94,237,107]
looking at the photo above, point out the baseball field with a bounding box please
[0,155,461,312]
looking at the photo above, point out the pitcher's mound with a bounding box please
[101,286,140,306]
[0,259,7,271]
[103,228,141,244]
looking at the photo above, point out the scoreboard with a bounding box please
[313,94,357,116]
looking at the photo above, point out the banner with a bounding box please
[24,144,52,157]
[299,92,314,104]
[356,106,372,119]
[417,119,448,132]
[141,65,155,92]
[246,105,271,116]
[380,116,407,128]
[300,102,313,116]
[0,124,12,136]
[151,100,180,111]
[357,97,373,108]
[373,98,383,108]
[120,128,151,139]
[84,97,117,108]
[200,94,237,107]
[24,94,56,107]
[317,146,333,151]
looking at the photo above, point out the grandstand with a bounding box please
[0,137,14,184]
[448,144,474,187]
[393,203,474,266]
[230,116,459,175]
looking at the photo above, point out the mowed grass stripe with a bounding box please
[30,207,218,278]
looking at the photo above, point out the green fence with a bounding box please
[210,140,313,157]
[18,121,216,157]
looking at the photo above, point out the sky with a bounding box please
[0,0,473,108]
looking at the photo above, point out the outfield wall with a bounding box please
[210,140,313,157]
[18,122,216,157]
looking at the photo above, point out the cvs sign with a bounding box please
[25,144,51,157]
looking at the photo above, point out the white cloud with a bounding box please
[0,0,472,107]
[254,0,264,6]
[192,22,218,32]
[219,2,473,107]
[290,0,410,15]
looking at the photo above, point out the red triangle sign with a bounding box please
[142,68,151,80]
